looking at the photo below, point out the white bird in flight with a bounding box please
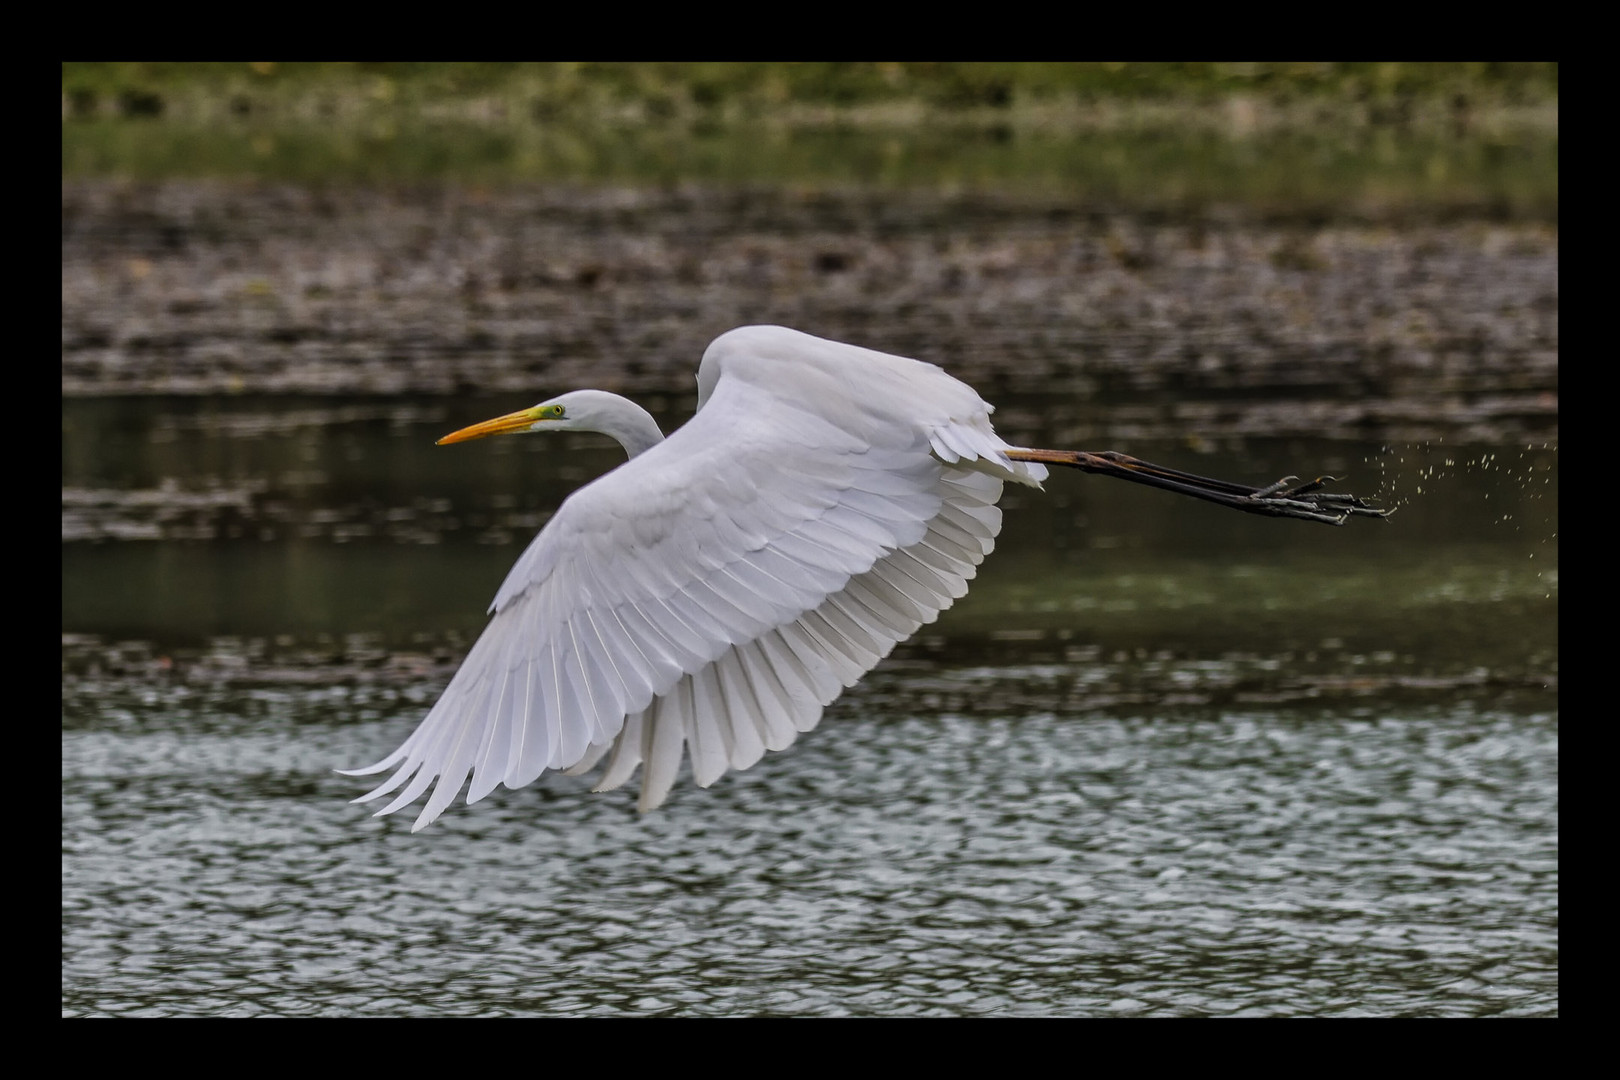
[344,326,1385,829]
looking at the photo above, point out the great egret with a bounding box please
[344,325,1385,830]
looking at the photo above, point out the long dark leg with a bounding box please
[1007,448,1391,526]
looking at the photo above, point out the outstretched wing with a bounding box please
[344,329,1046,829]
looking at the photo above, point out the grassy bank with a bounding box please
[62,63,1557,220]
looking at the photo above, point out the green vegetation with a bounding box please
[62,63,1557,218]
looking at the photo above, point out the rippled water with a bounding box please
[61,388,1557,1016]
[63,656,1556,1016]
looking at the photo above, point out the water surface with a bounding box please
[62,395,1556,1016]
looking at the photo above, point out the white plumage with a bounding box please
[344,324,1387,829]
[343,326,1048,829]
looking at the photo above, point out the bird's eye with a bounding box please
[545,404,566,418]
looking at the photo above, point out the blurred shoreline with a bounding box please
[63,181,1557,444]
[62,63,1557,216]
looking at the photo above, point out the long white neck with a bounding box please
[594,395,665,458]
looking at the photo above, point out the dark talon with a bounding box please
[1253,476,1302,498]
[1005,448,1390,526]
[1277,476,1333,497]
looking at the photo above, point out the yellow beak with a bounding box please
[437,407,545,445]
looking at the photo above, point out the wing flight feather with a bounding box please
[344,327,1045,828]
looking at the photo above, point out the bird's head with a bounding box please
[437,390,635,445]
[437,389,665,458]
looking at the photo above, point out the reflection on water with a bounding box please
[61,396,1556,1016]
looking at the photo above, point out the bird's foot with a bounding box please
[1007,449,1392,526]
